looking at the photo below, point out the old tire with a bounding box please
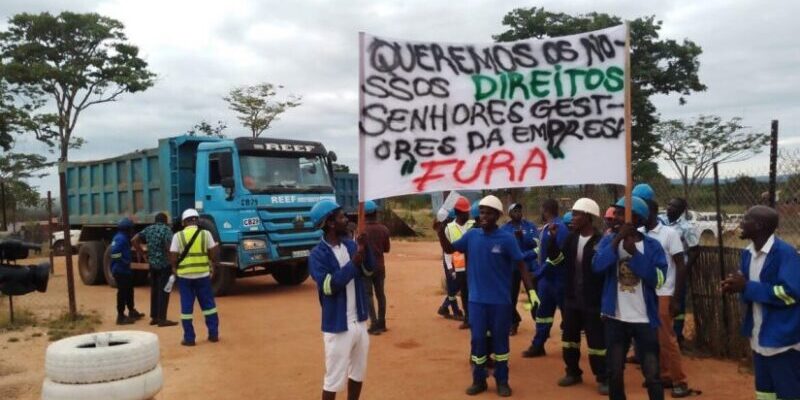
[211,249,236,297]
[78,241,106,286]
[42,364,163,400]
[272,262,309,286]
[103,245,118,288]
[45,331,160,384]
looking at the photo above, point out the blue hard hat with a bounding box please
[310,199,342,228]
[563,211,573,225]
[614,196,649,220]
[632,183,655,201]
[118,218,133,230]
[470,201,480,219]
[364,200,378,214]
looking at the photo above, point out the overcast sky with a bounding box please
[3,0,799,194]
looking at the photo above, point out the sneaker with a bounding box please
[181,340,196,346]
[558,375,583,387]
[521,344,546,358]
[465,380,488,396]
[437,306,451,319]
[149,319,158,326]
[208,336,219,343]
[116,316,134,325]
[453,311,465,321]
[671,383,691,398]
[598,382,609,395]
[497,382,512,397]
[368,325,382,335]
[129,310,145,320]
[510,323,519,336]
[458,322,470,330]
[157,320,178,327]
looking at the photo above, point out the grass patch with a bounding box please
[45,310,102,341]
[0,307,38,332]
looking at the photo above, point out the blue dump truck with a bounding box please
[69,135,346,295]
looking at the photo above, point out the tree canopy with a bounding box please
[224,82,301,138]
[494,7,706,176]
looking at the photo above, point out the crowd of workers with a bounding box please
[105,182,800,400]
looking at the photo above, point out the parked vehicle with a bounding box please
[51,230,82,256]
[67,135,339,295]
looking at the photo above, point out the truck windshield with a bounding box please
[240,154,333,193]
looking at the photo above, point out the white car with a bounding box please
[52,229,82,256]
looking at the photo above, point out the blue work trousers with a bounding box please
[469,302,512,384]
[754,349,800,400]
[178,276,219,342]
[531,277,564,347]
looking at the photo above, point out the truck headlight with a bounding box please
[242,239,267,251]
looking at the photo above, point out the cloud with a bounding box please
[2,0,798,196]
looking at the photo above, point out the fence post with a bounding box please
[1,181,7,232]
[769,120,779,208]
[713,162,729,354]
[8,295,14,324]
[48,191,55,275]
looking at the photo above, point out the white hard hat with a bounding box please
[572,198,600,217]
[479,195,504,214]
[182,209,200,221]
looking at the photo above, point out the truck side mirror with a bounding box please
[327,151,337,162]
[218,152,234,179]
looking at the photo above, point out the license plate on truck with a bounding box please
[292,250,310,258]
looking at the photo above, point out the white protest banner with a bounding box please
[358,25,628,201]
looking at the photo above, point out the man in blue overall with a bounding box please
[593,196,667,400]
[435,195,539,397]
[523,199,569,357]
[722,205,800,400]
[110,218,144,325]
[500,203,538,336]
[308,199,373,400]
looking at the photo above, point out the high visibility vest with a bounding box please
[177,226,210,276]
[446,220,474,271]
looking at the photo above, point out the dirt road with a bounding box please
[1,240,753,399]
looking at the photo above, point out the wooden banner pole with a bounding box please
[357,31,367,234]
[623,22,633,223]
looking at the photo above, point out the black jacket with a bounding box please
[563,230,604,311]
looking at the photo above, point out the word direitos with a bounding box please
[472,66,623,101]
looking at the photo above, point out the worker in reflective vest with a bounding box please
[169,208,220,346]
[445,197,475,329]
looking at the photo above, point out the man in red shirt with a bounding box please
[363,200,391,335]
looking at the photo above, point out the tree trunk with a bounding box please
[59,168,78,318]
[0,181,7,232]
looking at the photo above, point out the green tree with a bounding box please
[656,115,768,197]
[494,8,706,176]
[224,82,302,138]
[0,12,156,316]
[0,152,51,230]
[188,120,227,138]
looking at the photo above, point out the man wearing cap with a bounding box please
[434,195,538,397]
[500,202,538,336]
[169,209,220,346]
[523,199,569,358]
[308,199,373,400]
[111,218,144,325]
[660,197,700,348]
[445,197,476,330]
[362,200,391,335]
[593,196,667,400]
[558,198,608,395]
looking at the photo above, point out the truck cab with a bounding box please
[195,137,337,294]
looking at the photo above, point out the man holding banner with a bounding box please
[435,195,539,397]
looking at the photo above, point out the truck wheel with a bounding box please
[273,262,309,286]
[42,364,163,400]
[102,245,117,288]
[211,262,235,296]
[78,242,106,286]
[45,331,160,385]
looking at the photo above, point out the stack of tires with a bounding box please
[43,331,163,400]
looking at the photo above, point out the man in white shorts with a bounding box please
[309,199,374,400]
